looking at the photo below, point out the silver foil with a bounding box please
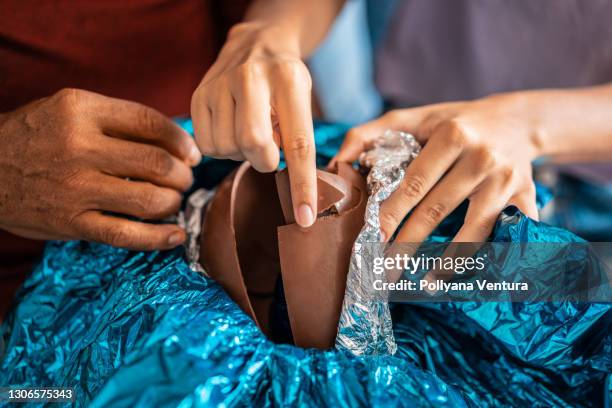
[335,130,421,356]
[178,188,214,276]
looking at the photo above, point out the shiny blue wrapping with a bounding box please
[1,122,610,407]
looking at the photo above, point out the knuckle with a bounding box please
[101,224,133,247]
[498,164,516,184]
[422,203,446,227]
[146,150,174,177]
[64,211,84,234]
[136,105,164,132]
[137,188,158,213]
[58,127,83,154]
[440,120,468,148]
[194,133,211,155]
[236,62,261,84]
[191,84,213,112]
[418,112,443,135]
[53,88,82,113]
[176,165,194,191]
[399,174,426,201]
[62,169,88,192]
[227,23,243,39]
[195,139,213,157]
[345,128,365,143]
[275,60,311,87]
[287,132,312,160]
[212,137,236,156]
[292,180,313,198]
[136,188,180,218]
[472,146,497,171]
[239,130,268,151]
[149,190,181,218]
[190,88,203,114]
[471,214,495,235]
[380,208,403,230]
[258,155,279,173]
[382,110,402,123]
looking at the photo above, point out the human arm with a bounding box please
[191,0,345,227]
[331,83,612,242]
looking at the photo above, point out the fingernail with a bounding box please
[188,144,202,166]
[168,231,184,246]
[296,203,315,228]
[326,159,336,170]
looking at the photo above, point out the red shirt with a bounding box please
[0,0,249,317]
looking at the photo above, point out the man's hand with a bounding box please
[0,89,201,250]
[191,22,317,227]
[331,93,541,243]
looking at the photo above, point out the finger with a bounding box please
[332,114,405,165]
[195,107,241,159]
[234,78,279,172]
[92,175,182,220]
[395,150,495,243]
[209,91,240,158]
[192,95,215,157]
[74,211,186,250]
[273,64,317,227]
[509,184,539,220]
[91,94,201,166]
[332,108,438,166]
[93,136,193,191]
[379,122,465,241]
[423,174,515,284]
[332,127,379,165]
[453,175,515,243]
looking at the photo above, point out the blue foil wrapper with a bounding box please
[1,122,610,407]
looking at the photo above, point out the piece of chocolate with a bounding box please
[200,162,367,349]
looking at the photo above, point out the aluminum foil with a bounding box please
[177,188,214,276]
[336,130,421,356]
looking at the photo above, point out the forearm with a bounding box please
[242,0,345,57]
[499,83,612,161]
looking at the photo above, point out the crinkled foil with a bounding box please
[336,130,421,356]
[177,188,214,276]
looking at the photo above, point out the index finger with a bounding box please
[87,92,202,166]
[273,65,317,228]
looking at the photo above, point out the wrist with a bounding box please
[485,91,547,159]
[228,21,302,55]
[228,21,303,58]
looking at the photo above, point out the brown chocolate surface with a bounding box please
[200,162,367,349]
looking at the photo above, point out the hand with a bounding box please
[191,22,317,227]
[0,88,202,250]
[331,93,540,243]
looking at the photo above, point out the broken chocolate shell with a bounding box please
[200,162,367,349]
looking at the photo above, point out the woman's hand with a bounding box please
[331,93,542,243]
[191,22,317,227]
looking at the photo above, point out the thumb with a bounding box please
[330,108,431,168]
[329,124,384,168]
